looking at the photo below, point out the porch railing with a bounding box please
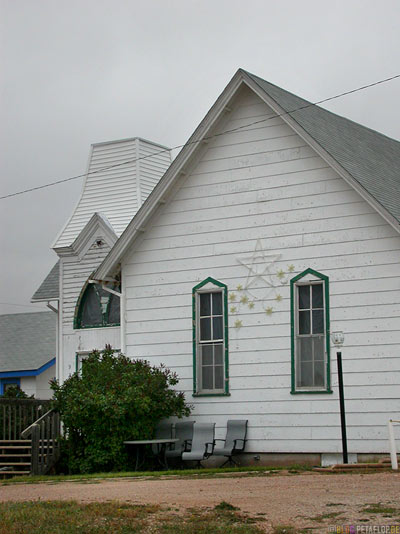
[0,399,52,440]
[21,409,61,475]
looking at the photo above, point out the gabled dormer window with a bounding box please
[74,280,120,329]
[290,268,332,394]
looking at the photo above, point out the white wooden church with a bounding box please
[32,69,400,465]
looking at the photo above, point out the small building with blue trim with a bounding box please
[0,312,56,398]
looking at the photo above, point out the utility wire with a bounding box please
[1,72,399,201]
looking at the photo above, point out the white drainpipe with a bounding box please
[46,301,59,383]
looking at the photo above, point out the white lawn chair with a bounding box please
[182,423,215,467]
[213,420,248,466]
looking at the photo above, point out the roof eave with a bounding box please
[0,357,56,378]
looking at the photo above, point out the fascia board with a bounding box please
[30,297,59,303]
[93,136,171,151]
[55,213,118,259]
[72,214,118,259]
[94,71,245,280]
[241,72,400,234]
[0,358,56,378]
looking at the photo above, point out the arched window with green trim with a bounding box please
[290,268,332,394]
[74,280,120,329]
[192,277,229,396]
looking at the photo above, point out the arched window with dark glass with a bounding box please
[74,280,120,329]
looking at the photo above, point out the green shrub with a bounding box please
[51,347,191,473]
[0,386,32,398]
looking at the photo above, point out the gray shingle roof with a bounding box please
[245,70,400,224]
[0,312,56,372]
[31,261,59,302]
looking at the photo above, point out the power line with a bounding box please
[1,72,399,201]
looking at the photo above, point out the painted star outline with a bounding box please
[237,239,281,299]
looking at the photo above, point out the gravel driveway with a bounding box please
[1,471,399,532]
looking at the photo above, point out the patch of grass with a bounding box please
[272,526,297,534]
[361,502,399,515]
[0,501,265,534]
[214,501,240,511]
[0,464,313,486]
[308,511,341,522]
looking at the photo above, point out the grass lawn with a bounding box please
[0,500,264,534]
[0,464,311,485]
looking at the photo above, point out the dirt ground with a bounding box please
[1,471,399,532]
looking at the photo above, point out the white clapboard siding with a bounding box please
[54,138,171,248]
[62,327,120,382]
[121,85,400,454]
[57,138,171,382]
[61,241,113,329]
[60,239,121,383]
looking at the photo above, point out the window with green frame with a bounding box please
[192,277,229,396]
[290,268,332,394]
[74,280,120,329]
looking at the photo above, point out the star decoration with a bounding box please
[230,306,237,314]
[288,264,295,272]
[265,307,273,315]
[229,293,236,302]
[275,294,282,302]
[237,239,281,299]
[240,295,249,304]
[277,269,285,279]
[248,302,254,309]
[236,284,243,291]
[234,320,243,329]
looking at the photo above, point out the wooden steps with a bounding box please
[0,439,32,478]
[314,456,399,473]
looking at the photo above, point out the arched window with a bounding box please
[74,280,120,329]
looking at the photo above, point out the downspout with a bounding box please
[46,301,59,383]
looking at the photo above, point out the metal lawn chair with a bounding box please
[152,422,173,455]
[181,422,215,467]
[165,421,195,461]
[213,419,248,466]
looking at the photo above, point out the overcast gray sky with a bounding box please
[1,0,399,315]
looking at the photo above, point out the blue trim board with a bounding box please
[0,358,56,379]
[0,378,21,395]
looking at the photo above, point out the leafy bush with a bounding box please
[0,386,32,398]
[51,347,191,473]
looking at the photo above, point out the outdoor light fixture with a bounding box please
[331,331,344,347]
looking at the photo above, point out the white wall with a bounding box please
[19,363,55,399]
[61,237,121,382]
[122,85,400,454]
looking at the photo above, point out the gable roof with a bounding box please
[31,261,60,302]
[93,69,400,281]
[0,312,56,373]
[244,70,400,224]
[32,212,118,302]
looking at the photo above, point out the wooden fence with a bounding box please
[0,399,52,440]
